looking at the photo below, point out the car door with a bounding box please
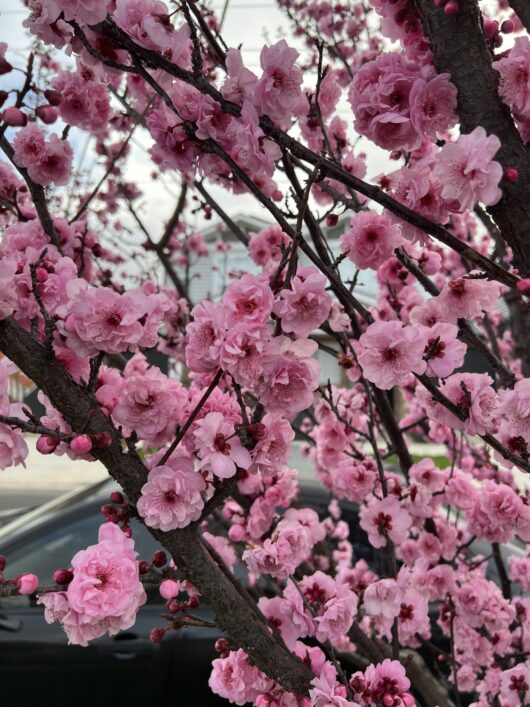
[0,507,182,707]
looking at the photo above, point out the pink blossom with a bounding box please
[13,126,73,186]
[0,257,17,319]
[115,0,175,51]
[194,412,251,479]
[436,276,501,322]
[330,458,377,503]
[254,40,303,124]
[62,280,169,356]
[258,336,320,418]
[243,519,313,579]
[0,422,29,470]
[497,378,530,444]
[340,211,403,270]
[273,267,332,337]
[222,49,259,105]
[137,460,206,531]
[252,413,295,473]
[223,274,273,329]
[218,324,270,387]
[52,71,112,135]
[209,649,273,706]
[418,372,497,435]
[434,127,503,212]
[355,320,427,389]
[421,322,467,378]
[248,224,290,270]
[185,300,226,374]
[499,661,530,707]
[493,37,530,121]
[23,2,70,49]
[356,660,414,707]
[363,578,402,621]
[409,457,448,493]
[111,368,186,446]
[315,583,358,643]
[310,663,359,707]
[55,0,111,24]
[66,523,146,635]
[469,480,523,543]
[360,496,412,549]
[195,95,236,143]
[409,73,458,140]
[348,53,456,152]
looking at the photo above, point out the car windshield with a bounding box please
[4,511,161,585]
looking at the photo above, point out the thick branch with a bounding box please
[414,0,530,277]
[0,318,312,695]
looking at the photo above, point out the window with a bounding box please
[4,510,160,586]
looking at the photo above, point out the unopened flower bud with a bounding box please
[36,435,59,455]
[152,550,167,568]
[53,568,73,585]
[2,107,27,127]
[517,278,530,296]
[139,560,150,575]
[504,167,519,183]
[443,1,459,15]
[160,579,180,600]
[35,105,58,124]
[17,573,38,595]
[150,627,166,643]
[110,491,124,504]
[70,435,92,455]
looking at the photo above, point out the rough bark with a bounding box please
[414,0,530,375]
[0,318,313,695]
[414,0,530,277]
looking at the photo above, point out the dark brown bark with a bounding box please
[0,318,312,695]
[414,0,530,277]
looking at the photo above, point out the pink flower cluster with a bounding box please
[0,358,28,470]
[340,212,403,271]
[137,456,206,531]
[433,127,503,212]
[13,125,73,187]
[348,53,457,151]
[62,280,170,356]
[185,273,320,419]
[260,571,358,648]
[39,523,146,645]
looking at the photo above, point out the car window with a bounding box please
[3,510,161,587]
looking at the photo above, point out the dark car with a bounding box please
[0,480,225,707]
[0,473,385,707]
[0,475,522,707]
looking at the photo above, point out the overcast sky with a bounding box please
[0,0,391,242]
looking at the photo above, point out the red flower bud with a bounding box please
[70,434,92,455]
[36,435,60,455]
[443,1,459,15]
[35,105,58,125]
[504,167,519,183]
[53,568,74,585]
[149,627,166,643]
[152,550,167,568]
[2,107,27,127]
